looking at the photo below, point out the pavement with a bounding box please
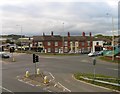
[1,53,119,93]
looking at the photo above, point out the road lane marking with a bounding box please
[48,90,52,92]
[18,79,35,87]
[57,82,71,92]
[107,68,118,71]
[0,86,14,94]
[48,72,71,92]
[81,60,88,62]
[48,72,55,80]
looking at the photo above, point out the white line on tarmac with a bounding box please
[18,79,35,87]
[107,68,118,71]
[0,86,14,94]
[48,72,71,92]
[48,72,55,80]
[58,82,71,92]
[47,90,52,92]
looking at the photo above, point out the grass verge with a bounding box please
[99,56,119,63]
[74,72,120,91]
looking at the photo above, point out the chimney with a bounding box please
[51,31,53,36]
[89,32,92,37]
[68,32,70,37]
[43,32,45,36]
[82,32,85,37]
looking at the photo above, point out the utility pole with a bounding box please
[62,22,64,53]
[106,13,115,61]
[16,25,22,53]
[112,16,115,61]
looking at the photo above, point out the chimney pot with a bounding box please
[90,32,92,37]
[68,32,70,37]
[51,31,53,36]
[82,32,85,37]
[43,32,45,36]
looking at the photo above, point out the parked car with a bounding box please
[97,50,104,56]
[88,52,99,57]
[0,52,10,59]
[81,50,90,54]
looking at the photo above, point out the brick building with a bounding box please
[32,31,94,53]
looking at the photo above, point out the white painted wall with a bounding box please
[92,41,104,52]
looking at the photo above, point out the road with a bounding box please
[1,53,119,93]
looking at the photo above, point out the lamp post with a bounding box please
[16,25,22,53]
[106,13,115,61]
[112,16,115,61]
[62,22,64,53]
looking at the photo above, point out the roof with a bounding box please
[92,37,111,42]
[33,35,111,42]
[63,36,92,41]
[44,35,62,41]
[33,36,44,41]
[33,35,62,41]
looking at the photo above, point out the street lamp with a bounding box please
[16,25,22,53]
[62,22,64,53]
[106,13,115,61]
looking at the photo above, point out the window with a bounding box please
[48,42,51,46]
[64,41,68,46]
[87,41,90,46]
[96,42,99,45]
[82,42,84,46]
[38,42,43,47]
[75,42,79,47]
[55,42,58,46]
[48,48,51,52]
[64,47,68,52]
[55,48,58,52]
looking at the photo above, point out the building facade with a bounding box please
[32,32,94,53]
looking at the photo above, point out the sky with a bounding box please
[0,0,119,36]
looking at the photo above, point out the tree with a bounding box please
[94,34,103,37]
[6,39,11,43]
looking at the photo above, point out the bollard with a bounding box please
[37,68,40,75]
[44,76,49,84]
[12,57,15,62]
[25,71,29,77]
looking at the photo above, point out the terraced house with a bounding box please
[32,31,94,53]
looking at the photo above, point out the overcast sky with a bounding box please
[0,0,119,36]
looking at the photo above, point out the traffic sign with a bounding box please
[93,58,96,65]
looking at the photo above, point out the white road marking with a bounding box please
[48,72,71,92]
[48,72,55,80]
[58,82,71,92]
[18,79,35,87]
[0,86,14,94]
[48,90,52,92]
[107,68,118,71]
[81,60,88,62]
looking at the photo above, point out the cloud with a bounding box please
[1,0,118,36]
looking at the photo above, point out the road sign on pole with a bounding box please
[93,58,96,65]
[93,58,96,82]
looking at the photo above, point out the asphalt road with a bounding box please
[1,53,119,93]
